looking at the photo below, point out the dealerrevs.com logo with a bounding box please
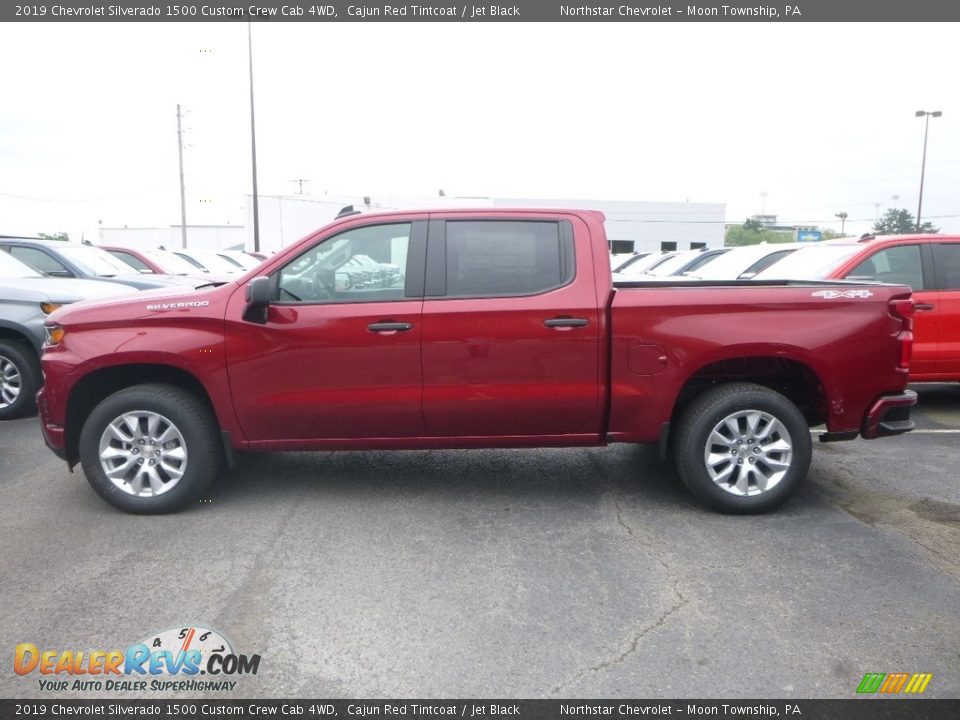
[14,626,260,693]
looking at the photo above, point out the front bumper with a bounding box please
[861,390,918,439]
[37,387,68,461]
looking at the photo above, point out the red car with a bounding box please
[756,234,960,381]
[100,245,232,283]
[40,209,915,514]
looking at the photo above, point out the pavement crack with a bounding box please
[551,584,688,694]
[550,496,689,694]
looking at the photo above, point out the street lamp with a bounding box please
[915,110,942,232]
[835,211,848,235]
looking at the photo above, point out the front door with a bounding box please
[225,221,427,442]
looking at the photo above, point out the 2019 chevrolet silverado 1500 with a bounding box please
[38,209,917,514]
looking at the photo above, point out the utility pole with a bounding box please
[176,104,187,249]
[248,22,260,253]
[290,178,310,195]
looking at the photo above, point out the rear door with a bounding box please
[929,242,960,377]
[420,214,602,438]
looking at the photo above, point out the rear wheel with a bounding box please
[673,382,811,513]
[0,340,40,420]
[79,384,222,513]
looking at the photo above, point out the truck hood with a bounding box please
[0,276,135,304]
[49,281,235,324]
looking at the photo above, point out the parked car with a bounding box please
[172,249,246,275]
[40,208,915,514]
[754,234,960,382]
[610,252,649,272]
[613,251,678,277]
[0,238,197,291]
[688,243,803,280]
[100,246,232,284]
[216,250,262,272]
[0,251,132,419]
[643,248,730,277]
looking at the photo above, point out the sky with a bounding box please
[1,21,959,240]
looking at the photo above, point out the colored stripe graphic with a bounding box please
[857,673,885,693]
[857,672,933,694]
[904,673,934,694]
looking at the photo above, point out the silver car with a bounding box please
[0,252,131,419]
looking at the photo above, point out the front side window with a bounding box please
[9,246,70,276]
[847,245,925,290]
[277,223,410,304]
[444,220,573,297]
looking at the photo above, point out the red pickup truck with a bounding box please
[38,208,917,514]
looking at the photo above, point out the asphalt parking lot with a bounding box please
[1,384,958,700]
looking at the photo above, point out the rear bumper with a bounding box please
[861,390,917,439]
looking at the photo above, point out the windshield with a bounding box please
[142,250,204,275]
[753,244,864,280]
[219,252,259,270]
[694,246,797,280]
[0,251,43,278]
[176,251,241,274]
[617,252,675,277]
[58,244,138,277]
[646,250,705,277]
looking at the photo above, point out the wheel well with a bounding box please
[65,364,215,467]
[671,357,827,430]
[0,327,37,355]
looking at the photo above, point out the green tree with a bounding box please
[872,209,938,235]
[725,220,795,247]
[38,232,70,242]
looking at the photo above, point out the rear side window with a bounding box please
[847,245,925,290]
[932,244,960,290]
[444,220,574,298]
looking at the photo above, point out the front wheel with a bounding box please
[79,384,223,513]
[673,383,812,514]
[0,339,40,420]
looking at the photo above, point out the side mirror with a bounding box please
[243,276,272,324]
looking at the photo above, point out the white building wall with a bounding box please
[246,195,725,255]
[492,198,726,252]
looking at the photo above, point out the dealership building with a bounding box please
[99,195,726,255]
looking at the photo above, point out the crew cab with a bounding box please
[38,209,917,514]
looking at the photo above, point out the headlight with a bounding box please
[44,324,65,346]
[41,302,63,315]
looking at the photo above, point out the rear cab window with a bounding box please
[428,219,575,298]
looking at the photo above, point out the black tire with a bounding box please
[79,384,223,514]
[673,382,812,514]
[0,339,40,420]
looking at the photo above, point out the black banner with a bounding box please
[4,0,960,22]
[1,700,958,720]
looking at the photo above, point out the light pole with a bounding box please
[835,211,848,235]
[248,22,261,253]
[915,110,942,232]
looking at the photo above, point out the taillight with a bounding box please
[889,298,915,370]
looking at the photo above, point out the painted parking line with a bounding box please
[812,428,960,434]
